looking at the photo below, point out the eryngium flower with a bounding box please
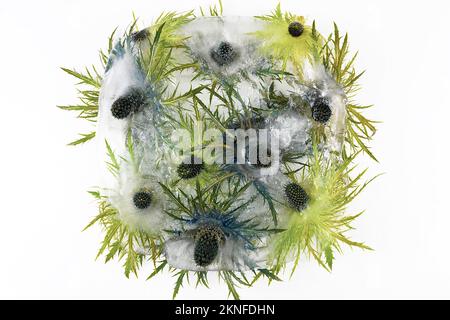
[210,41,238,66]
[193,225,225,267]
[288,21,304,37]
[111,88,145,119]
[177,161,204,180]
[284,182,309,211]
[133,189,153,209]
[311,98,332,123]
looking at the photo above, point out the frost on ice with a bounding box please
[164,212,268,271]
[95,16,349,270]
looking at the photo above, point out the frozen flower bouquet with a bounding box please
[60,2,377,299]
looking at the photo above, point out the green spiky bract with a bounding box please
[156,179,282,299]
[321,23,378,161]
[139,11,194,91]
[84,197,163,278]
[270,147,375,274]
[83,140,163,278]
[59,12,200,145]
[253,4,319,74]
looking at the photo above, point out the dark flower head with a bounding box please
[193,225,225,267]
[288,21,304,37]
[210,41,238,66]
[177,157,204,180]
[133,189,153,209]
[111,88,145,119]
[284,182,309,211]
[311,98,332,123]
[131,29,149,42]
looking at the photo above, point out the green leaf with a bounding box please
[147,260,167,280]
[68,132,96,146]
[57,105,97,111]
[82,203,116,232]
[258,269,282,282]
[222,271,240,300]
[172,270,188,299]
[105,139,120,175]
[87,190,101,199]
[159,183,191,215]
[61,67,101,88]
[96,221,121,259]
[105,241,121,263]
[324,246,334,270]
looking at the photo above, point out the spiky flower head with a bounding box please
[111,87,145,119]
[253,4,318,74]
[177,160,205,180]
[133,189,153,209]
[193,224,225,267]
[270,148,372,273]
[161,180,273,272]
[210,41,238,66]
[131,28,149,42]
[284,182,309,211]
[180,16,267,78]
[288,21,304,37]
[105,145,168,235]
[311,97,332,123]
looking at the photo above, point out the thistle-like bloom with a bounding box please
[180,16,268,78]
[131,28,149,43]
[110,87,146,120]
[97,39,150,154]
[297,63,348,153]
[101,40,148,114]
[253,5,317,74]
[284,182,309,211]
[164,211,267,271]
[269,148,372,273]
[269,68,347,154]
[108,160,169,236]
[160,181,272,272]
[177,160,205,180]
[99,35,171,172]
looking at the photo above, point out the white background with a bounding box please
[0,0,449,299]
